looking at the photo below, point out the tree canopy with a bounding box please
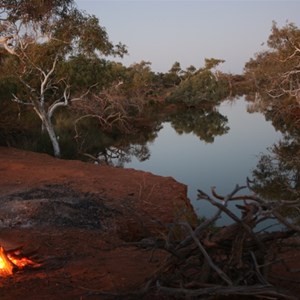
[245,22,300,107]
[166,59,229,106]
[0,0,127,157]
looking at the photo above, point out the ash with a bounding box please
[0,184,118,229]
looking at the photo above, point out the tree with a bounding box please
[182,64,197,80]
[166,58,229,106]
[162,61,183,87]
[204,58,225,70]
[0,0,126,157]
[122,61,155,100]
[244,22,300,117]
[99,61,161,114]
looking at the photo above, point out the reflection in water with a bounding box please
[93,144,150,167]
[124,98,282,223]
[89,103,230,165]
[87,98,285,225]
[245,92,300,227]
[253,135,300,200]
[246,92,300,135]
[169,108,229,143]
[251,130,300,225]
[76,120,162,166]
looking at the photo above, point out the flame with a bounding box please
[0,247,14,276]
[0,246,41,277]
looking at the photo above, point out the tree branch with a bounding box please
[179,221,233,285]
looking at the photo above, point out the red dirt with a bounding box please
[0,147,194,299]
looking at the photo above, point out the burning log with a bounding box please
[0,245,41,277]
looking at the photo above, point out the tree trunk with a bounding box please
[34,105,61,158]
[42,116,61,158]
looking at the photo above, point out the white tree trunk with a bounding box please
[43,116,61,158]
[34,103,61,158]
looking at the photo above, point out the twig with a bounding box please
[250,251,270,285]
[179,221,233,286]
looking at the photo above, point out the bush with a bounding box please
[166,69,229,106]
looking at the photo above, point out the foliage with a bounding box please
[0,3,234,158]
[0,0,73,23]
[162,61,183,87]
[58,55,113,93]
[244,22,300,120]
[0,0,127,157]
[120,61,156,100]
[166,59,229,106]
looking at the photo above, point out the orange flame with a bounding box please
[0,247,14,276]
[0,246,41,277]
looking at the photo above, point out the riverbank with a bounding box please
[0,146,195,299]
[0,147,299,299]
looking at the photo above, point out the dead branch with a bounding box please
[131,184,300,299]
[179,221,233,285]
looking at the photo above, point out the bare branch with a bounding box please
[179,221,233,285]
[277,47,300,63]
[70,83,98,102]
[272,211,300,233]
[47,85,70,120]
[40,55,59,102]
[11,94,33,106]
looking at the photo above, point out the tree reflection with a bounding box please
[248,90,300,222]
[251,133,300,223]
[253,135,300,199]
[77,104,230,165]
[246,93,300,136]
[93,144,150,167]
[169,107,229,143]
[76,120,162,167]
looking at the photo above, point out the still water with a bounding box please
[124,97,282,222]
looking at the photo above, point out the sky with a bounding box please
[76,1,300,74]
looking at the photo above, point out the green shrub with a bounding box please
[167,69,229,106]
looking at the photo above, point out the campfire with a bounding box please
[0,246,41,276]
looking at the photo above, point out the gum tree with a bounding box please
[166,58,228,106]
[245,22,300,113]
[0,0,126,157]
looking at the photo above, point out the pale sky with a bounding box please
[76,0,300,74]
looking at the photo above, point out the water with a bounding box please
[124,97,282,222]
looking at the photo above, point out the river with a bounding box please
[123,97,283,224]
